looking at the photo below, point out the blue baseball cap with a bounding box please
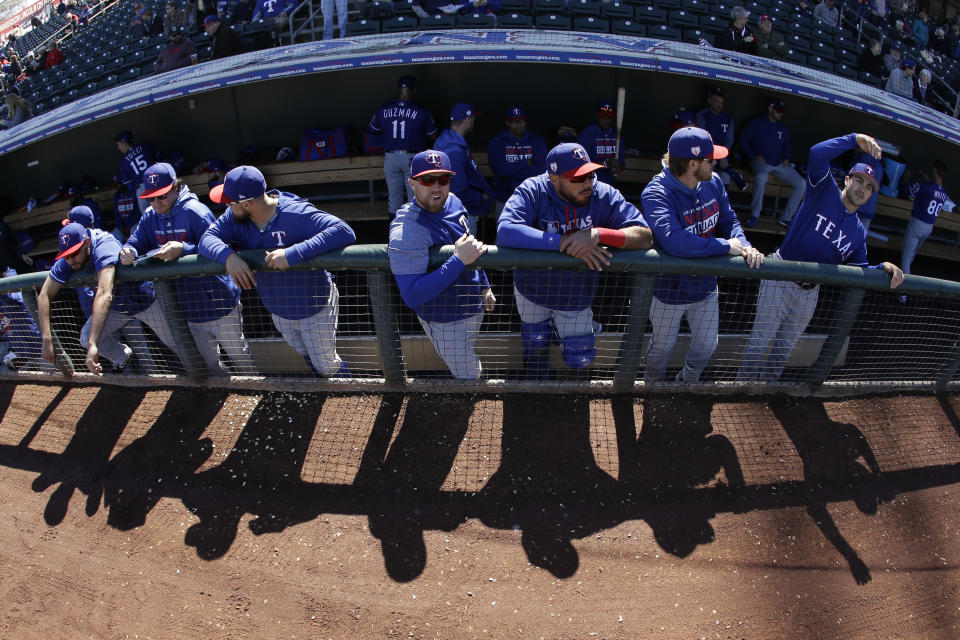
[140,162,178,199]
[203,14,220,24]
[450,102,476,120]
[903,57,916,68]
[596,100,615,114]
[209,165,267,203]
[62,205,94,228]
[114,130,133,143]
[672,109,696,129]
[55,222,88,260]
[768,98,785,112]
[848,163,879,191]
[547,143,604,179]
[668,126,729,160]
[506,105,526,120]
[410,150,456,178]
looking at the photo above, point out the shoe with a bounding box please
[744,216,759,228]
[778,217,792,228]
[898,295,907,304]
[111,345,133,373]
[2,351,17,368]
[728,169,747,191]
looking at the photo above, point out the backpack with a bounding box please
[299,127,349,161]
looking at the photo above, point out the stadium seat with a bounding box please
[573,16,609,32]
[683,28,714,45]
[612,19,645,36]
[811,41,835,60]
[649,23,682,40]
[420,14,455,29]
[635,6,668,23]
[668,10,699,27]
[837,48,858,65]
[381,15,418,32]
[601,1,633,19]
[858,71,882,87]
[834,62,857,79]
[786,34,811,54]
[498,12,534,27]
[807,55,833,72]
[681,0,710,13]
[32,102,44,115]
[785,50,806,65]
[392,0,416,15]
[97,74,118,90]
[534,0,566,13]
[64,88,78,103]
[569,0,602,17]
[834,32,854,49]
[500,0,531,11]
[105,57,124,74]
[788,21,811,38]
[535,13,572,29]
[657,0,682,9]
[47,95,61,109]
[698,15,724,33]
[120,67,141,82]
[457,13,496,27]
[78,81,98,97]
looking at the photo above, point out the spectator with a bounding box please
[251,0,296,39]
[0,89,32,130]
[412,0,500,17]
[204,14,244,58]
[930,24,946,54]
[883,41,903,74]
[4,49,22,78]
[129,15,149,38]
[868,0,887,25]
[44,40,63,69]
[813,0,839,28]
[23,51,41,76]
[914,68,932,105]
[885,58,916,98]
[946,23,960,59]
[487,105,547,214]
[163,1,188,35]
[578,100,624,185]
[321,0,347,39]
[694,87,747,190]
[739,98,806,228]
[143,8,163,35]
[892,19,913,46]
[755,14,788,60]
[913,11,929,49]
[858,39,887,78]
[435,102,493,235]
[154,26,197,73]
[717,6,757,54]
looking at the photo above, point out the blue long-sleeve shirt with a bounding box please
[435,128,493,218]
[740,116,791,166]
[388,192,490,323]
[498,173,647,311]
[487,129,547,203]
[779,134,878,268]
[252,0,295,19]
[577,122,624,185]
[908,180,952,224]
[694,107,734,149]
[641,168,748,304]
[123,186,241,324]
[198,191,356,320]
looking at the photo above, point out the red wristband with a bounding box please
[597,228,626,248]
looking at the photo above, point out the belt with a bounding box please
[797,282,818,290]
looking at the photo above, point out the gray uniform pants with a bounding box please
[644,290,719,383]
[419,311,484,380]
[188,303,257,375]
[750,160,807,221]
[384,150,414,216]
[80,298,182,373]
[271,283,341,375]
[901,217,933,275]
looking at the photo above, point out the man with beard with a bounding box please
[388,150,495,379]
[199,165,356,375]
[498,142,652,378]
[737,134,904,382]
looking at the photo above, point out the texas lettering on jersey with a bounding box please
[813,212,855,261]
[539,215,594,235]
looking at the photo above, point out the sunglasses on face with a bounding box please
[416,174,451,186]
[147,191,171,202]
[566,171,596,184]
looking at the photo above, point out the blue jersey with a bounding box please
[0,291,42,360]
[851,152,883,219]
[50,228,155,315]
[388,193,490,323]
[124,186,241,324]
[435,128,493,218]
[252,0,295,19]
[117,142,159,190]
[498,173,647,311]
[367,99,437,153]
[198,190,356,320]
[908,180,952,224]
[113,189,140,234]
[779,134,876,268]
[577,123,624,185]
[487,129,548,203]
[694,107,734,148]
[740,116,791,166]
[641,168,749,304]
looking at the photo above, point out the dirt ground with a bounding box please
[1,382,959,639]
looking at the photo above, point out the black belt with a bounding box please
[797,282,818,290]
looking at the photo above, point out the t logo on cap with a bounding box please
[425,151,444,167]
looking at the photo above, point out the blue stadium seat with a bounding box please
[858,71,882,87]
[834,62,857,79]
[683,28,714,45]
[420,14,455,29]
[501,0,531,11]
[612,19,645,36]
[570,0,602,17]
[811,40,835,60]
[680,0,710,13]
[574,15,609,32]
[668,10,699,27]
[834,32,854,49]
[382,15,418,32]
[347,18,381,35]
[807,55,833,72]
[457,13,496,27]
[499,12,534,27]
[120,67,141,82]
[786,33,811,54]
[837,48,857,65]
[97,74,118,90]
[785,49,806,65]
[657,0,682,9]
[534,0,566,13]
[698,14,724,33]
[635,5,668,23]
[601,1,633,19]
[392,0,416,14]
[535,13,572,29]
[649,23,682,40]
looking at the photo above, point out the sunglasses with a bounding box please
[566,171,596,184]
[147,191,172,202]
[416,174,451,186]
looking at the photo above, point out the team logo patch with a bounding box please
[59,233,71,247]
[146,173,160,186]
[313,140,327,149]
[691,145,701,157]
[425,151,444,167]
[572,146,587,161]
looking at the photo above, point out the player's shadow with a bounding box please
[30,386,145,526]
[359,394,473,583]
[769,396,892,585]
[102,388,229,530]
[614,395,745,558]
[477,395,623,579]
[180,392,327,560]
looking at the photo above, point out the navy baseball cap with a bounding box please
[398,75,416,88]
[708,87,725,97]
[114,130,133,143]
[596,100,615,114]
[203,14,220,24]
[668,126,729,160]
[506,105,526,120]
[848,163,880,191]
[450,102,475,120]
[209,165,267,203]
[410,150,456,178]
[672,109,696,129]
[55,222,88,260]
[891,41,903,50]
[768,98,785,112]
[547,143,604,179]
[62,205,94,228]
[903,57,916,68]
[140,162,177,199]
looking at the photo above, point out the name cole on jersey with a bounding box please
[812,212,856,261]
[540,214,594,235]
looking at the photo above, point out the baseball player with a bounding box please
[119,162,257,376]
[112,175,141,242]
[739,98,806,228]
[487,105,547,215]
[198,165,356,376]
[388,150,495,379]
[737,134,904,382]
[901,161,953,294]
[850,151,883,232]
[367,76,438,218]
[114,130,159,215]
[498,142,652,378]
[0,289,58,373]
[435,102,494,236]
[37,222,185,375]
[694,87,747,190]
[641,126,763,384]
[577,100,624,185]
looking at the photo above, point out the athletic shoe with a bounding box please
[744,216,759,228]
[111,344,134,373]
[728,169,748,191]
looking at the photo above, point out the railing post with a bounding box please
[804,287,865,387]
[366,269,404,385]
[935,336,960,391]
[614,272,654,391]
[21,288,75,376]
[153,279,208,379]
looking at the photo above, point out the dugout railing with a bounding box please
[1,245,959,395]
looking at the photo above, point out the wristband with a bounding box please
[597,228,626,248]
